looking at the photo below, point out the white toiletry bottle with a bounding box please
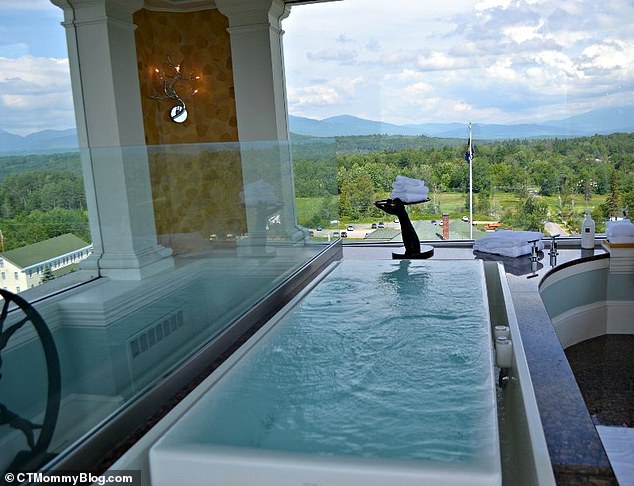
[581,209,595,249]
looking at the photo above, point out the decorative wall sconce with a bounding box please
[151,57,200,123]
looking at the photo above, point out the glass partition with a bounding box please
[0,138,337,474]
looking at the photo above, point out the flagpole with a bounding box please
[468,122,473,240]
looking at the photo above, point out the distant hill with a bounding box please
[290,106,634,139]
[0,128,78,155]
[3,105,634,154]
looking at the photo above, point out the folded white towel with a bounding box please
[389,189,429,203]
[607,219,634,238]
[608,236,634,244]
[475,230,543,247]
[389,176,429,203]
[475,243,538,258]
[393,175,426,189]
[473,230,544,257]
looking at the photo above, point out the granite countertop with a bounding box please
[343,243,617,485]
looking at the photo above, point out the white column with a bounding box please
[216,0,304,246]
[51,0,173,279]
[216,0,290,141]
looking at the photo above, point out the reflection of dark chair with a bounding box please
[0,289,61,472]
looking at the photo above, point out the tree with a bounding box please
[502,195,548,231]
[602,170,621,219]
[41,266,55,283]
[338,165,377,220]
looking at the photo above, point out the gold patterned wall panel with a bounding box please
[134,8,238,144]
[149,147,246,252]
[134,9,245,253]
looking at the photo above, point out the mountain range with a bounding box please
[0,128,78,155]
[289,106,634,139]
[1,105,633,154]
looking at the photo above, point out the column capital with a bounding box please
[50,0,144,21]
[216,0,289,29]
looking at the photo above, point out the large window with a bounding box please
[283,0,634,241]
[0,1,90,294]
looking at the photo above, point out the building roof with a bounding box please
[1,234,90,269]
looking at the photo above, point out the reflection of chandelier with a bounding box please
[151,56,200,123]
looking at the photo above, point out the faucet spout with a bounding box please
[549,234,559,266]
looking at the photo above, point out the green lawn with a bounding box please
[296,191,609,230]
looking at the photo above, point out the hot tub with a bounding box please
[150,260,501,486]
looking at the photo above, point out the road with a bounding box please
[544,221,569,236]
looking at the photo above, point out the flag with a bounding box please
[464,138,474,164]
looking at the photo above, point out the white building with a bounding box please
[0,234,91,293]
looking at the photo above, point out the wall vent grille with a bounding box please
[129,310,184,359]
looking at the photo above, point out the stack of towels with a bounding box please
[607,219,634,244]
[389,175,429,203]
[473,230,544,258]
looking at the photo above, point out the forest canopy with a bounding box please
[293,132,634,232]
[1,131,632,251]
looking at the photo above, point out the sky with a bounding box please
[283,0,634,125]
[1,0,633,135]
[0,0,72,135]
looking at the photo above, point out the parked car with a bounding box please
[309,230,314,236]
[378,221,385,228]
[347,225,354,231]
[340,231,348,238]
[394,218,399,223]
[316,226,323,231]
[431,219,437,225]
[462,216,469,222]
[333,231,340,237]
[371,223,377,229]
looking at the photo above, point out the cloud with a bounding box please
[288,85,343,109]
[404,82,434,97]
[580,40,634,72]
[3,0,55,10]
[416,51,474,72]
[365,39,380,51]
[503,20,544,44]
[0,55,74,135]
[475,0,511,11]
[336,34,354,44]
[306,48,358,65]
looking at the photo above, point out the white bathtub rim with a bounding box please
[496,263,556,486]
[150,443,502,486]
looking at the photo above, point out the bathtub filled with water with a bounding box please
[150,260,501,486]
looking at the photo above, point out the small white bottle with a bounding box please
[581,209,595,249]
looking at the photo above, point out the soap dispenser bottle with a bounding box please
[581,209,595,249]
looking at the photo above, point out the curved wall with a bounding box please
[539,257,634,348]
